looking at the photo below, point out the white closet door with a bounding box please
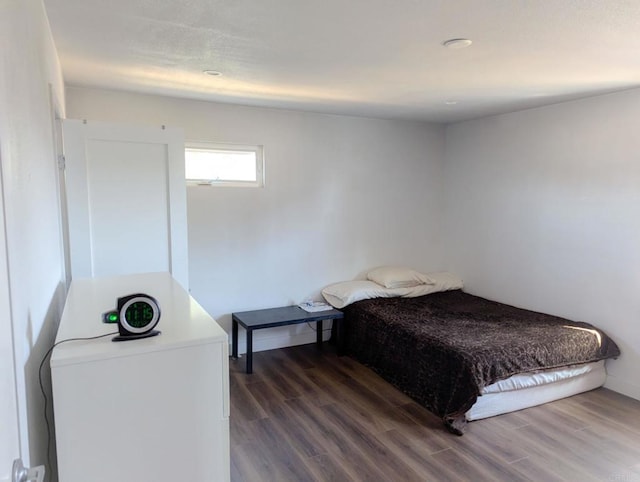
[63,120,188,289]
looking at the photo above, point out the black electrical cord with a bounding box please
[39,332,118,477]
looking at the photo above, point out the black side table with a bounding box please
[231,305,344,374]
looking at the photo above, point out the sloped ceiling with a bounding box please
[44,0,640,123]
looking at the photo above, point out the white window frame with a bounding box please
[185,141,264,187]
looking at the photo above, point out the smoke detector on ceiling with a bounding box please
[442,38,472,49]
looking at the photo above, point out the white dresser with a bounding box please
[51,272,229,482]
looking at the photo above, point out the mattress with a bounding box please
[466,360,606,420]
[342,290,620,434]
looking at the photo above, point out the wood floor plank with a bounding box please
[477,409,531,431]
[548,394,640,452]
[282,398,392,481]
[509,455,590,482]
[230,344,640,482]
[229,376,268,422]
[247,417,320,481]
[315,350,415,408]
[321,402,425,481]
[513,421,617,480]
[232,440,297,482]
[376,429,462,481]
[389,402,454,454]
[450,421,530,466]
[444,440,533,481]
[429,446,508,481]
[303,453,362,482]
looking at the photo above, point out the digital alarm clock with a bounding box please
[103,293,161,342]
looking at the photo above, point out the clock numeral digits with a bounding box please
[143,305,153,321]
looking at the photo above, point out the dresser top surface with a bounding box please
[51,272,227,367]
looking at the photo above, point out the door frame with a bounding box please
[50,85,71,290]
[0,137,21,482]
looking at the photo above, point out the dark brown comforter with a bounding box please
[342,290,620,435]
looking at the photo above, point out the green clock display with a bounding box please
[125,301,156,328]
[103,293,161,341]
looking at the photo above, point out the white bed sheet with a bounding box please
[466,360,606,421]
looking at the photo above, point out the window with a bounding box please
[185,142,264,187]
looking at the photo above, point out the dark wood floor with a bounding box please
[230,344,640,481]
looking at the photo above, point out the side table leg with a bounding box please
[232,319,238,359]
[337,318,345,356]
[246,329,253,374]
[316,320,323,348]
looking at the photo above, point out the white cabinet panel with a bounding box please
[51,273,229,482]
[85,139,170,276]
[63,120,188,288]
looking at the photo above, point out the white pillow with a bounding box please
[398,283,442,298]
[321,280,404,309]
[397,272,465,298]
[424,271,464,291]
[366,266,434,289]
[321,272,464,308]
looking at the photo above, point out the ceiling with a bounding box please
[44,0,640,123]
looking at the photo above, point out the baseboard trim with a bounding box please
[229,327,332,356]
[604,374,640,401]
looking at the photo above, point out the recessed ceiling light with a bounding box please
[442,38,472,49]
[203,70,222,76]
[445,100,458,105]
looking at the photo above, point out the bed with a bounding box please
[323,270,621,435]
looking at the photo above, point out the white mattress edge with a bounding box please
[481,360,605,394]
[466,361,606,421]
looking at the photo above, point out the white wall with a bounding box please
[444,88,640,400]
[0,0,67,478]
[66,86,446,352]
